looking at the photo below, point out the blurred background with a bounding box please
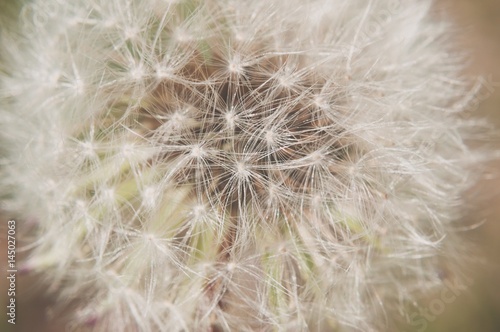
[1,0,500,331]
[412,0,500,331]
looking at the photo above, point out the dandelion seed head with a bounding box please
[0,0,488,331]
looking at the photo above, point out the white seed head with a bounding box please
[0,0,489,331]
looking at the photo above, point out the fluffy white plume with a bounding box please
[0,0,486,331]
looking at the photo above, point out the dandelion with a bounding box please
[0,0,488,331]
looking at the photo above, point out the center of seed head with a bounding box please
[136,43,351,212]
